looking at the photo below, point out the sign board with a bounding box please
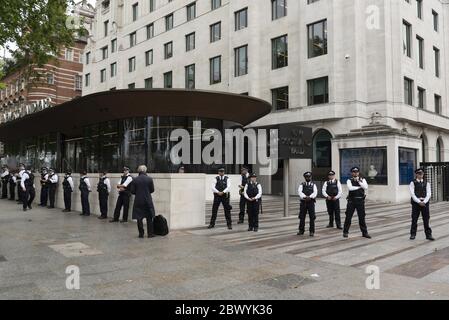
[278,124,313,160]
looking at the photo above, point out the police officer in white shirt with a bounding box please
[47,168,59,208]
[1,165,10,199]
[17,163,26,204]
[97,171,112,220]
[322,170,343,229]
[79,170,92,216]
[409,168,434,241]
[110,167,133,223]
[209,168,233,230]
[20,166,36,211]
[238,167,250,224]
[62,171,74,212]
[298,172,318,237]
[244,173,262,232]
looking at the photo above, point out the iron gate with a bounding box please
[420,162,449,202]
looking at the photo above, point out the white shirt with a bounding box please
[101,177,112,193]
[410,180,431,204]
[41,173,49,181]
[117,174,133,193]
[81,176,91,191]
[18,169,25,179]
[322,179,343,200]
[244,182,262,200]
[1,169,9,178]
[66,176,74,190]
[346,178,369,191]
[20,172,34,189]
[48,174,58,184]
[212,176,231,194]
[298,181,318,200]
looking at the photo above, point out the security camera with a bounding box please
[344,54,351,60]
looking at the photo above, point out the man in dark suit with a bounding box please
[131,165,156,238]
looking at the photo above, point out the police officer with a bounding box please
[62,171,74,212]
[20,166,36,212]
[209,168,233,230]
[1,165,10,199]
[298,172,318,237]
[97,171,111,220]
[343,167,371,239]
[409,168,435,241]
[110,167,133,223]
[47,168,58,208]
[244,173,262,232]
[9,170,16,201]
[238,167,250,224]
[79,171,91,216]
[178,166,185,174]
[16,163,26,204]
[39,167,49,207]
[322,170,343,229]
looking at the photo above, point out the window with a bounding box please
[110,62,117,77]
[210,22,221,42]
[433,10,439,32]
[47,73,54,85]
[128,57,136,72]
[308,20,327,58]
[417,87,425,109]
[416,0,423,19]
[111,38,117,53]
[165,13,174,31]
[164,42,173,59]
[164,71,173,88]
[434,47,440,77]
[272,0,287,20]
[235,8,248,31]
[129,32,137,47]
[403,20,412,57]
[416,36,424,69]
[404,77,413,106]
[128,83,136,89]
[340,147,388,185]
[132,3,139,21]
[185,64,195,89]
[104,20,109,37]
[436,138,443,161]
[210,56,221,84]
[75,75,82,90]
[186,32,195,51]
[272,86,289,110]
[435,94,441,114]
[86,51,91,64]
[187,2,196,21]
[149,0,155,12]
[101,46,108,59]
[234,45,248,77]
[211,0,221,10]
[272,35,288,69]
[313,129,332,168]
[146,23,154,39]
[85,73,90,87]
[100,69,106,83]
[145,50,153,66]
[65,48,73,61]
[308,77,329,105]
[399,148,417,185]
[145,77,153,89]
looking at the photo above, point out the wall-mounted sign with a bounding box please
[278,124,313,160]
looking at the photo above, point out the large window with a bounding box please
[185,64,195,89]
[187,2,196,21]
[271,0,287,20]
[340,147,388,185]
[399,148,417,185]
[164,71,173,88]
[165,13,174,31]
[272,35,288,69]
[272,86,289,110]
[434,47,440,77]
[128,57,136,72]
[313,130,332,168]
[307,77,329,105]
[132,2,138,21]
[234,45,248,77]
[403,20,412,57]
[417,36,424,69]
[147,23,154,39]
[164,41,173,59]
[186,32,195,51]
[235,8,248,31]
[211,0,221,10]
[404,77,414,106]
[308,20,327,58]
[210,22,221,42]
[210,56,221,84]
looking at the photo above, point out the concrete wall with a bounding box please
[31,173,206,230]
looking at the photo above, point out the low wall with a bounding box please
[31,173,206,230]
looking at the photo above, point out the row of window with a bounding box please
[404,77,441,114]
[406,0,439,32]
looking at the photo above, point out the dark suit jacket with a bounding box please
[131,173,155,220]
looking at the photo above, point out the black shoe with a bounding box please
[23,208,27,212]
[109,219,119,223]
[343,233,349,238]
[254,228,258,232]
[79,213,85,216]
[336,226,343,230]
[138,234,144,238]
[120,220,128,223]
[297,231,304,236]
[326,225,333,228]
[362,234,372,239]
[410,235,416,240]
[248,227,253,231]
[98,216,107,220]
[310,232,315,237]
[238,220,244,224]
[207,225,215,229]
[148,234,155,238]
[227,225,233,230]
[426,236,435,241]
[47,206,55,209]
[28,205,32,210]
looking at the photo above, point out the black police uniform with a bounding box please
[112,174,132,222]
[16,172,23,204]
[79,177,91,215]
[47,173,58,208]
[246,182,261,231]
[410,179,432,238]
[97,177,109,218]
[299,182,316,234]
[9,175,16,200]
[62,175,73,211]
[22,171,36,210]
[239,173,249,223]
[39,172,49,206]
[210,176,232,228]
[343,179,368,236]
[1,170,10,199]
[325,180,341,228]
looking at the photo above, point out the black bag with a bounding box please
[153,215,169,236]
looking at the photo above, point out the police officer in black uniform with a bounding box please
[1,165,10,199]
[409,168,435,241]
[16,163,26,204]
[110,167,133,223]
[39,167,49,207]
[322,170,343,229]
[9,170,16,201]
[244,173,263,232]
[47,168,58,208]
[209,168,233,230]
[97,171,111,220]
[79,171,91,216]
[238,167,250,224]
[62,171,74,212]
[20,166,35,211]
[298,172,318,237]
[343,167,371,239]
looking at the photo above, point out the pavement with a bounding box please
[1,196,449,300]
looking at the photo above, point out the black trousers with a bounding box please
[113,193,131,221]
[48,184,56,207]
[40,185,48,206]
[17,185,23,203]
[299,200,316,233]
[137,216,154,236]
[247,200,260,229]
[210,195,232,226]
[411,202,432,237]
[22,187,35,209]
[239,194,247,222]
[1,180,8,198]
[99,192,109,217]
[9,183,15,200]
[80,190,90,215]
[63,189,72,210]
[326,199,341,227]
[343,199,368,235]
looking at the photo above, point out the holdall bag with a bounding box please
[153,215,169,236]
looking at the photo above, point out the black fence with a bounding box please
[420,162,449,202]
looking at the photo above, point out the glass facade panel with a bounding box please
[399,148,417,185]
[340,147,388,185]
